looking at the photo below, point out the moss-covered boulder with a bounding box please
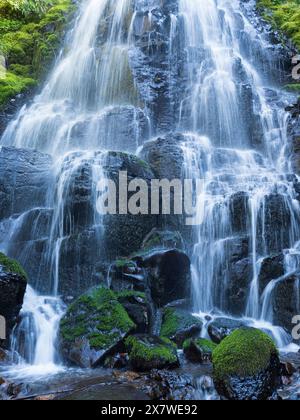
[160,307,202,347]
[183,338,217,364]
[212,328,281,400]
[59,287,135,368]
[0,253,27,347]
[125,335,179,371]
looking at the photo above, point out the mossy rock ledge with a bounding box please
[125,335,180,372]
[160,307,203,348]
[212,328,281,400]
[0,253,27,347]
[183,338,217,364]
[59,287,135,368]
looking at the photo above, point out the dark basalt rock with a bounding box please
[208,317,247,344]
[183,338,217,364]
[117,291,151,334]
[59,287,136,368]
[287,99,300,175]
[229,191,249,233]
[258,254,285,295]
[0,254,27,348]
[213,328,281,400]
[125,334,179,371]
[160,307,202,347]
[145,370,197,401]
[272,273,300,336]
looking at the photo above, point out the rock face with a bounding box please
[183,338,217,364]
[272,274,300,334]
[288,99,300,175]
[213,328,281,400]
[0,147,53,220]
[208,318,247,344]
[125,335,179,372]
[59,287,135,368]
[160,307,202,347]
[0,253,27,347]
[117,291,151,335]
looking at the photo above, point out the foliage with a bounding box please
[257,0,300,49]
[0,0,74,108]
[212,328,278,381]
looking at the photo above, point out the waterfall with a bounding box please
[0,0,141,373]
[1,0,300,376]
[178,0,300,348]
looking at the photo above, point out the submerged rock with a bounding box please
[208,317,247,344]
[0,253,27,347]
[183,338,217,364]
[213,328,281,400]
[59,287,135,368]
[160,307,202,347]
[125,335,179,372]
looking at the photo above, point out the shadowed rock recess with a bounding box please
[0,0,300,401]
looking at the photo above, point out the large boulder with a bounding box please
[125,335,179,371]
[208,317,247,344]
[59,287,135,368]
[0,253,27,347]
[109,248,191,308]
[213,328,281,400]
[160,307,202,347]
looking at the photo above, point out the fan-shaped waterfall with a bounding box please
[0,0,299,378]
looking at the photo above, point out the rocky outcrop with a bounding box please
[0,253,27,347]
[160,307,202,347]
[208,318,247,344]
[59,287,135,368]
[125,335,179,372]
[0,147,53,220]
[213,328,281,400]
[183,338,217,364]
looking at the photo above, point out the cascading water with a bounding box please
[0,0,144,374]
[178,0,300,349]
[0,0,299,385]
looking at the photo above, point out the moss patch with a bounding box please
[0,0,75,108]
[183,338,217,353]
[60,287,135,350]
[160,307,202,340]
[212,328,278,381]
[0,252,27,280]
[125,335,178,370]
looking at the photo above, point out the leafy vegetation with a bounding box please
[257,0,300,49]
[0,0,75,108]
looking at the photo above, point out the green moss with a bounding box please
[125,335,178,365]
[183,338,217,353]
[60,287,135,350]
[0,252,27,280]
[160,307,202,340]
[0,0,75,108]
[212,328,278,381]
[284,83,300,92]
[116,290,146,300]
[257,0,300,49]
